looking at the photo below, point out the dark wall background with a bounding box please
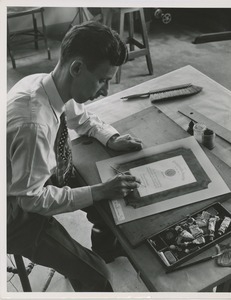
[88,8,231,36]
[145,8,231,32]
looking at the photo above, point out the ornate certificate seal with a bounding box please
[165,169,176,177]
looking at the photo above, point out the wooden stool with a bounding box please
[7,254,56,292]
[7,7,51,69]
[102,8,153,83]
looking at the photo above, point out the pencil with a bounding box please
[110,166,146,187]
[165,252,223,274]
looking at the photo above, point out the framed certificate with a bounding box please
[117,148,211,208]
[96,137,230,224]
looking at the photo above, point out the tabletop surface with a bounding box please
[87,65,231,167]
[72,65,231,292]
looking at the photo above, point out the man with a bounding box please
[7,21,142,292]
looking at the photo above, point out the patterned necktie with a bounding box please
[55,112,73,187]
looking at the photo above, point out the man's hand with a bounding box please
[91,174,141,202]
[107,134,143,151]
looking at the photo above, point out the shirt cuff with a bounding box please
[71,186,93,210]
[94,126,119,146]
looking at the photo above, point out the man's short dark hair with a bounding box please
[60,21,128,70]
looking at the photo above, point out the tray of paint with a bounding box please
[146,202,231,271]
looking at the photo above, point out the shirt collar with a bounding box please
[42,72,65,121]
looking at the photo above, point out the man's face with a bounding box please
[70,60,118,103]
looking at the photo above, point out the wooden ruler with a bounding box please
[179,106,231,144]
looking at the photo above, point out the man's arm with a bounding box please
[8,123,93,216]
[65,100,119,145]
[65,100,142,151]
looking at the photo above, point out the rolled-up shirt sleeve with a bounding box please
[7,123,93,216]
[65,100,119,145]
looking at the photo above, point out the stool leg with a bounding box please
[32,13,39,50]
[116,10,125,84]
[139,9,153,75]
[14,255,32,292]
[7,21,16,69]
[82,8,92,21]
[40,9,51,60]
[102,8,113,27]
[79,8,84,23]
[7,45,16,69]
[128,12,135,51]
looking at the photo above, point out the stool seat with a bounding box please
[7,6,51,69]
[7,7,44,18]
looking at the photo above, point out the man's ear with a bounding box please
[69,59,83,78]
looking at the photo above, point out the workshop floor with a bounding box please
[6,17,231,294]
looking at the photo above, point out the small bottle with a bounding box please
[193,123,206,143]
[187,121,194,135]
[202,128,216,150]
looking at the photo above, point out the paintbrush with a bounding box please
[110,166,146,187]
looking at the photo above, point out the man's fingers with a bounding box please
[117,174,137,181]
[120,176,141,190]
[133,137,142,143]
[128,140,143,150]
[119,134,141,143]
[118,134,131,140]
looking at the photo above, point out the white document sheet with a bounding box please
[130,155,196,197]
[96,137,230,225]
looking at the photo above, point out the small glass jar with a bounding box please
[193,123,206,143]
[202,129,216,150]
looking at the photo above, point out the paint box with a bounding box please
[146,202,231,271]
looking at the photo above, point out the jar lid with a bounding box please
[193,123,206,131]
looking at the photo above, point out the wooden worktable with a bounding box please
[72,65,231,292]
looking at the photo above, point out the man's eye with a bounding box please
[100,79,107,84]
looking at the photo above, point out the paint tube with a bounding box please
[189,224,204,238]
[158,251,170,266]
[195,211,211,227]
[208,215,220,241]
[192,236,205,244]
[175,225,194,240]
[218,217,231,236]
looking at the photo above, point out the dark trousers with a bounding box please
[7,171,113,292]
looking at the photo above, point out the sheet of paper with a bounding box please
[130,155,196,197]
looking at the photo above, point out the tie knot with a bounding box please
[60,112,66,124]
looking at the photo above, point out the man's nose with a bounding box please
[100,82,109,97]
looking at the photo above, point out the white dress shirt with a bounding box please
[7,73,119,216]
